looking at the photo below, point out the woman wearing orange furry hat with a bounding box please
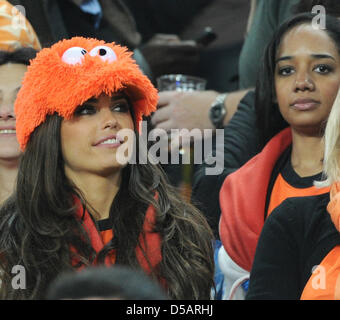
[0,37,214,299]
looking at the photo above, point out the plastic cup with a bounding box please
[156,74,207,202]
[157,74,206,92]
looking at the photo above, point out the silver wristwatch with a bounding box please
[209,93,228,129]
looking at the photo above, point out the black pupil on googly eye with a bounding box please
[99,48,107,56]
[81,49,87,55]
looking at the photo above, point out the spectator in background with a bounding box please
[124,0,210,43]
[0,37,214,300]
[124,0,211,80]
[0,1,39,204]
[192,0,340,239]
[9,0,208,83]
[191,0,299,238]
[9,0,140,49]
[46,266,169,300]
[221,12,340,299]
[8,0,153,77]
[177,0,249,93]
[151,0,299,143]
[246,87,340,300]
[0,48,37,204]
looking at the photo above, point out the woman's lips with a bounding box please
[291,99,320,111]
[0,126,16,137]
[93,135,123,148]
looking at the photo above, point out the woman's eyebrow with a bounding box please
[275,56,293,64]
[276,53,336,64]
[111,94,127,101]
[311,53,336,61]
[84,97,98,104]
[83,94,127,104]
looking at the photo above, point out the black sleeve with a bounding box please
[191,90,261,239]
[246,194,339,300]
[246,199,302,300]
[125,0,210,41]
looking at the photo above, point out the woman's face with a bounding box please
[0,63,26,162]
[61,92,135,178]
[275,24,340,135]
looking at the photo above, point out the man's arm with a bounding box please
[151,89,251,133]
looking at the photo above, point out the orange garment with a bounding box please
[100,229,114,247]
[219,128,292,272]
[73,197,162,274]
[0,1,41,51]
[301,182,340,300]
[328,182,340,231]
[267,173,330,216]
[301,245,340,300]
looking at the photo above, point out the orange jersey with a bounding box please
[268,173,330,216]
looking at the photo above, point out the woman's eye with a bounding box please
[112,102,129,113]
[74,105,96,116]
[314,64,332,74]
[278,66,294,76]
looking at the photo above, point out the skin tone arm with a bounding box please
[151,88,251,132]
[150,0,255,134]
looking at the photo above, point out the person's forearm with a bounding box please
[223,89,252,126]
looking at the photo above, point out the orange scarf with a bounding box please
[72,197,163,274]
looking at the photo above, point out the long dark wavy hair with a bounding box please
[0,110,215,299]
[255,13,340,147]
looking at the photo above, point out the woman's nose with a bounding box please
[294,73,315,92]
[0,102,15,120]
[102,109,118,129]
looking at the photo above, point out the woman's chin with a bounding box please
[0,148,21,163]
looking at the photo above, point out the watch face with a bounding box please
[211,104,221,122]
[210,94,227,129]
[210,101,226,129]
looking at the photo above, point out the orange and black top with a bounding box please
[300,182,340,300]
[219,128,329,273]
[97,219,115,247]
[267,145,329,217]
[246,193,340,300]
[73,197,162,275]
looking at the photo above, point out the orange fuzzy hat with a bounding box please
[0,1,41,51]
[14,37,158,151]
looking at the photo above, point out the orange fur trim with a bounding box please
[14,37,158,150]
